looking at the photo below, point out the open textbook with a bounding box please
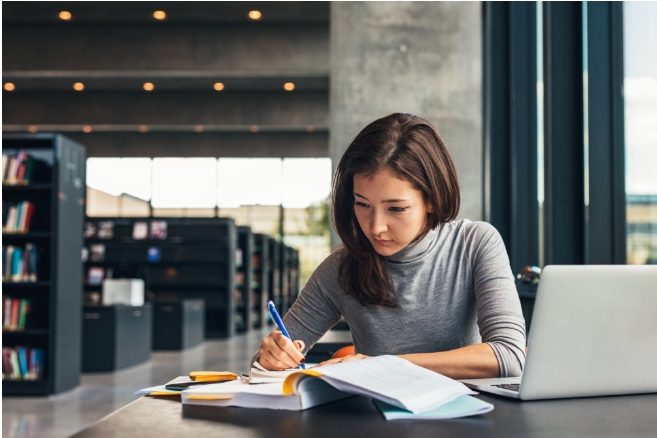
[183,355,477,414]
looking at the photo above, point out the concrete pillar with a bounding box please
[329,2,483,247]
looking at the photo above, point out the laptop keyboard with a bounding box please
[493,383,520,392]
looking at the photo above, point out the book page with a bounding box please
[313,355,474,413]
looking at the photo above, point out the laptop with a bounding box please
[460,265,657,400]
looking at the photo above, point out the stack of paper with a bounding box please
[248,361,301,383]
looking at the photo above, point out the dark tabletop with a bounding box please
[72,392,657,438]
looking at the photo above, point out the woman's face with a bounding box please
[353,168,432,257]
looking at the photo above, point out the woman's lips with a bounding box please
[373,238,391,246]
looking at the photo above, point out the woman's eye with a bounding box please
[354,201,368,208]
[389,207,407,212]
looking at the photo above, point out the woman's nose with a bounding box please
[370,210,387,235]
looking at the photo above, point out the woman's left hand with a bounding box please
[316,354,370,367]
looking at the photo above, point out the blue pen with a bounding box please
[267,300,305,369]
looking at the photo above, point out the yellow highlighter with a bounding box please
[186,394,235,401]
[148,391,181,397]
[189,371,238,382]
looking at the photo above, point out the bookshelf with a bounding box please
[251,233,270,329]
[279,245,301,316]
[268,239,282,323]
[236,226,253,333]
[2,133,85,396]
[83,217,237,338]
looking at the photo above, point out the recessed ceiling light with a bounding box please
[28,126,38,133]
[249,10,262,20]
[194,126,204,133]
[213,82,225,91]
[83,125,92,133]
[139,125,148,133]
[284,82,295,91]
[153,11,166,20]
[143,82,155,91]
[250,126,259,133]
[73,82,84,91]
[4,83,15,91]
[306,126,315,133]
[59,11,72,20]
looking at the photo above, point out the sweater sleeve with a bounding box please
[250,251,343,370]
[282,251,343,354]
[467,222,526,377]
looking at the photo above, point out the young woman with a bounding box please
[257,113,526,379]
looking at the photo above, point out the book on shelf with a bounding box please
[87,267,105,285]
[235,248,243,268]
[2,151,48,186]
[89,244,106,262]
[2,201,36,233]
[132,221,148,240]
[149,220,167,240]
[1,346,45,381]
[3,297,33,331]
[2,243,39,282]
[84,222,97,238]
[97,221,114,239]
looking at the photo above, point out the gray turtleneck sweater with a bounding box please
[282,219,526,377]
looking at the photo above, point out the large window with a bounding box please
[86,157,333,285]
[624,2,657,264]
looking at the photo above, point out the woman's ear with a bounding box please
[427,204,434,214]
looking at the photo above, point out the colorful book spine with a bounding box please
[2,298,33,331]
[1,347,46,380]
[3,297,12,329]
[2,151,39,186]
[2,201,35,233]
[2,243,39,282]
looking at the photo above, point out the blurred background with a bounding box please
[2,2,656,437]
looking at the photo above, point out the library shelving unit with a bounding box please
[236,226,253,333]
[268,238,282,323]
[83,217,237,338]
[251,233,270,329]
[2,133,85,396]
[279,245,301,316]
[290,248,300,307]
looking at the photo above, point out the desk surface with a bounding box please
[72,392,657,438]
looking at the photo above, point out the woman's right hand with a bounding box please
[257,331,306,371]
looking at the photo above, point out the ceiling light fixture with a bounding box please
[139,126,148,133]
[250,126,259,133]
[83,125,92,133]
[59,11,72,20]
[194,126,204,133]
[153,11,166,20]
[284,82,295,91]
[28,126,38,133]
[248,10,262,20]
[143,82,155,91]
[73,82,84,91]
[4,83,15,91]
[213,82,225,91]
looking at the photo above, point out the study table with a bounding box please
[72,391,657,437]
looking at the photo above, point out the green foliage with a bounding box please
[305,195,331,236]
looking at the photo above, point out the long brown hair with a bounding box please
[332,113,460,307]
